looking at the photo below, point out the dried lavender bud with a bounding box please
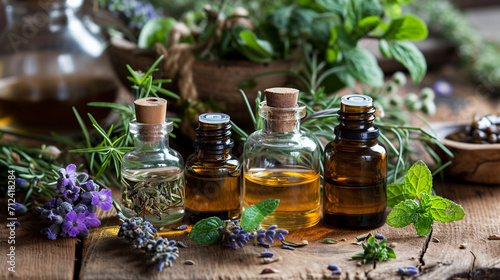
[177,224,187,230]
[327,264,339,271]
[267,225,278,231]
[399,266,419,276]
[177,241,188,248]
[332,269,341,275]
[276,229,289,235]
[260,252,274,258]
[5,221,20,227]
[375,233,385,240]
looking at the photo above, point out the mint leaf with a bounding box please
[387,182,405,207]
[387,41,427,84]
[344,47,383,87]
[386,199,418,228]
[188,217,224,245]
[241,199,280,232]
[414,212,433,236]
[382,15,428,41]
[419,192,432,212]
[430,196,466,222]
[404,160,432,199]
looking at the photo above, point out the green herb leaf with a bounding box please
[343,47,383,87]
[419,192,432,212]
[404,160,432,199]
[387,41,427,84]
[356,233,372,242]
[414,212,433,236]
[233,27,273,63]
[386,199,418,228]
[241,199,280,232]
[387,183,405,207]
[352,237,396,264]
[188,217,224,245]
[430,196,466,222]
[382,15,428,41]
[379,39,392,59]
[321,238,339,244]
[281,240,308,247]
[138,17,177,49]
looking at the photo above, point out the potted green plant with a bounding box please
[97,0,428,127]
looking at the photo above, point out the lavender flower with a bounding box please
[57,164,77,190]
[92,189,113,211]
[12,202,27,215]
[36,164,113,240]
[261,252,274,258]
[15,178,30,191]
[328,264,342,275]
[118,216,178,271]
[256,225,288,248]
[433,80,453,96]
[62,211,87,237]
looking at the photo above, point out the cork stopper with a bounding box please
[134,98,168,124]
[264,87,299,108]
[134,98,168,141]
[263,87,300,133]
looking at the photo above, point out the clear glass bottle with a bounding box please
[242,88,321,230]
[323,95,387,229]
[185,113,241,223]
[0,0,118,133]
[121,98,184,227]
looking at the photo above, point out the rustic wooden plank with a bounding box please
[80,185,438,280]
[417,180,500,279]
[0,204,77,280]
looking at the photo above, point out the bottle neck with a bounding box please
[4,0,80,26]
[335,104,379,141]
[259,101,306,134]
[193,121,234,160]
[130,120,172,152]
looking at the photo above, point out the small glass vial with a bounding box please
[185,113,241,223]
[323,95,387,229]
[121,98,184,227]
[243,88,321,230]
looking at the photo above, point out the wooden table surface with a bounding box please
[1,178,499,280]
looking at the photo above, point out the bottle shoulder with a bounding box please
[246,130,319,151]
[122,147,184,170]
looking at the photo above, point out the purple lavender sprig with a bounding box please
[34,164,113,240]
[117,215,179,271]
[218,220,289,249]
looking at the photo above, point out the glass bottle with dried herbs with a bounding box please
[323,95,387,229]
[121,98,184,227]
[242,87,321,230]
[185,113,241,223]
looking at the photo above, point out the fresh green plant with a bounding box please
[352,236,396,265]
[232,48,452,182]
[189,198,283,247]
[386,160,465,236]
[409,0,500,94]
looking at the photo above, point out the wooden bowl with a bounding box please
[431,122,500,185]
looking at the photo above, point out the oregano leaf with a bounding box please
[188,217,224,245]
[404,160,432,199]
[241,199,280,232]
[387,182,405,207]
[414,212,433,236]
[343,47,383,87]
[386,199,418,228]
[430,196,466,222]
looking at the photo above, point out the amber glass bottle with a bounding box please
[185,113,241,223]
[323,95,387,229]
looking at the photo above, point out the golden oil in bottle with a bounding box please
[243,168,320,229]
[184,113,241,223]
[323,95,387,229]
[242,88,321,230]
